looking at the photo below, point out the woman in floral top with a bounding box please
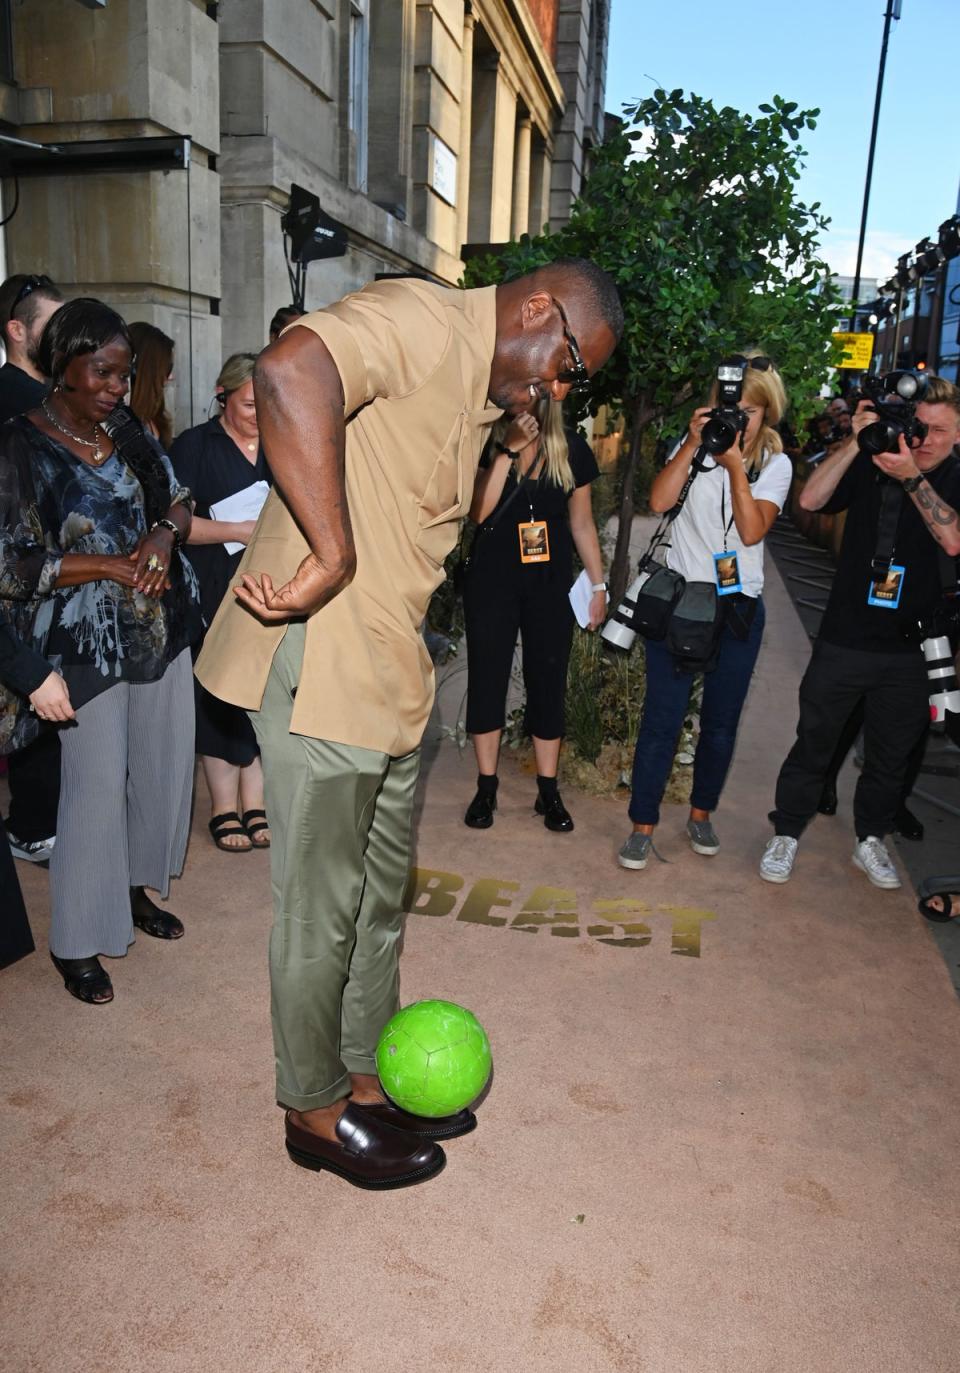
[0,299,201,1004]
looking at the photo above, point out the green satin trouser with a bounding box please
[251,621,420,1111]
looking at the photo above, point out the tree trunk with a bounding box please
[609,394,656,606]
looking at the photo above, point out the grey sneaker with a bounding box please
[852,836,901,890]
[686,818,720,856]
[618,832,653,870]
[7,832,55,866]
[759,835,798,884]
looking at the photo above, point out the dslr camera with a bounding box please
[700,356,754,455]
[858,370,929,457]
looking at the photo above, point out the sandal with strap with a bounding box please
[242,809,271,849]
[130,885,184,940]
[50,952,114,1005]
[209,811,252,852]
[917,875,960,923]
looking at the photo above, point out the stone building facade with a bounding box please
[0,0,610,431]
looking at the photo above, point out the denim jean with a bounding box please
[628,598,766,825]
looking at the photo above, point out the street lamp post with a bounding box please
[850,0,902,333]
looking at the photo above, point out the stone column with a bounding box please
[511,115,532,241]
[468,55,516,245]
[528,132,552,237]
[456,5,476,254]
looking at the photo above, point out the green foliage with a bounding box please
[464,88,845,600]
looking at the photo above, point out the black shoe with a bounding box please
[817,784,838,816]
[50,952,114,1005]
[535,792,574,832]
[464,790,496,829]
[130,886,185,940]
[893,806,924,842]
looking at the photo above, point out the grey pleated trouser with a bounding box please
[49,649,195,959]
[251,621,420,1112]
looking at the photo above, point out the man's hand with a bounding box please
[234,551,354,623]
[872,432,920,484]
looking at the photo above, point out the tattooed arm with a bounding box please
[908,478,960,556]
[872,436,960,556]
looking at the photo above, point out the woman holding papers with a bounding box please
[461,398,605,834]
[170,353,273,852]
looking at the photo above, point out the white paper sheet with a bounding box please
[209,480,270,554]
[568,568,607,629]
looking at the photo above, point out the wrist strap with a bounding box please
[493,440,519,461]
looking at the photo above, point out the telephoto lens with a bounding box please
[601,571,651,652]
[922,634,960,722]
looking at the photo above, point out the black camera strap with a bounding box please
[640,444,710,570]
[870,478,903,577]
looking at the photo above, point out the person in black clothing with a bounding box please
[462,398,606,833]
[0,272,65,865]
[760,374,960,890]
[0,622,75,967]
[170,352,273,852]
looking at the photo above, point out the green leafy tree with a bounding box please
[465,89,843,602]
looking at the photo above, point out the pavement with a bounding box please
[2,547,959,1373]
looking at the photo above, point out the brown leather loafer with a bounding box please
[355,1101,477,1140]
[284,1105,446,1190]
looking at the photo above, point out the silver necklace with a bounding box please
[42,399,108,465]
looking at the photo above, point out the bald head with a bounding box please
[489,257,621,415]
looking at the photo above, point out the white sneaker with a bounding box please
[7,832,56,866]
[759,835,798,884]
[852,836,901,890]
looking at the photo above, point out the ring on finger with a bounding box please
[146,553,166,574]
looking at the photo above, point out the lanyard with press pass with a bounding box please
[714,476,742,595]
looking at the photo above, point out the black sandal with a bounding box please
[130,886,185,940]
[917,875,960,923]
[242,809,271,849]
[50,952,114,1005]
[209,811,252,852]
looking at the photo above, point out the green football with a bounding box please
[376,999,492,1118]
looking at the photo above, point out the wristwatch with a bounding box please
[901,474,924,493]
[591,582,608,593]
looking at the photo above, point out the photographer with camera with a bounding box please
[760,372,960,889]
[616,354,792,870]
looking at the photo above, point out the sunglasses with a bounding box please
[10,273,54,321]
[552,298,592,394]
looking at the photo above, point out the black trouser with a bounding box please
[5,729,61,842]
[463,565,574,739]
[822,699,928,806]
[772,640,929,841]
[0,822,34,968]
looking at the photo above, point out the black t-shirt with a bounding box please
[169,418,272,632]
[0,364,46,424]
[818,450,960,653]
[472,428,599,581]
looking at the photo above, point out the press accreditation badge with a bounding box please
[518,520,550,564]
[713,551,742,596]
[867,564,906,609]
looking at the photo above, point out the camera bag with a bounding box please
[667,580,723,672]
[629,563,686,639]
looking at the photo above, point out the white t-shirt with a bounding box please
[664,448,793,598]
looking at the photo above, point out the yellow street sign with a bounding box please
[832,332,875,369]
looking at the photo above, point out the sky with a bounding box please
[604,0,960,286]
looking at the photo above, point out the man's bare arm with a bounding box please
[798,436,860,512]
[234,327,357,622]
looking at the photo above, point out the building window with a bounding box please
[348,0,369,192]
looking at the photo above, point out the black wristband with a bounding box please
[493,440,520,461]
[901,474,924,493]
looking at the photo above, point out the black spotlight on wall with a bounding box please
[912,236,942,277]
